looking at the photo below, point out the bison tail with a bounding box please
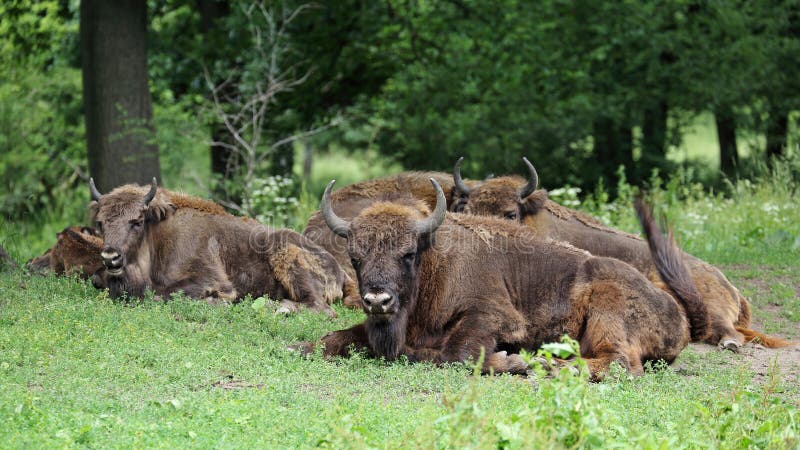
[634,198,709,342]
[735,326,794,348]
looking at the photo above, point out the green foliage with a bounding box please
[2,173,800,447]
[0,66,86,221]
[243,175,301,228]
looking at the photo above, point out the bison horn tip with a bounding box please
[518,157,539,199]
[89,177,103,201]
[453,157,471,196]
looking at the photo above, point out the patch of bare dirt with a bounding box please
[211,379,264,390]
[679,342,800,389]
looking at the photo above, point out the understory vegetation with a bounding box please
[1,158,799,448]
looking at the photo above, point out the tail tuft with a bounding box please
[634,197,709,341]
[735,326,794,348]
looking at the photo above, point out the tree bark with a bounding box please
[270,144,295,177]
[81,0,160,192]
[641,100,669,180]
[302,139,313,183]
[715,106,738,177]
[196,0,235,182]
[593,117,634,192]
[765,107,789,162]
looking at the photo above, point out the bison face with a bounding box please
[463,178,528,221]
[89,178,173,278]
[347,218,430,321]
[454,157,541,222]
[322,179,446,323]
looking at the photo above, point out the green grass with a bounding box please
[2,174,800,448]
[0,271,798,448]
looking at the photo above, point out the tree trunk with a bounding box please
[302,140,313,183]
[270,144,295,177]
[196,0,234,183]
[641,100,669,180]
[715,106,738,177]
[593,117,634,192]
[81,0,160,192]
[765,107,789,162]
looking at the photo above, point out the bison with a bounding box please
[453,157,790,350]
[312,178,709,379]
[89,178,351,315]
[26,226,104,278]
[302,171,481,306]
[24,189,233,281]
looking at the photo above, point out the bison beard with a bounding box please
[365,310,408,361]
[314,178,712,379]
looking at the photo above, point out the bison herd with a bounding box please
[22,158,790,380]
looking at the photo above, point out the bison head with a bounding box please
[454,157,542,222]
[321,178,447,359]
[89,177,174,279]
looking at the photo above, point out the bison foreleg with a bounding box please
[320,324,371,358]
[405,309,528,374]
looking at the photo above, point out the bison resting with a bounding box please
[454,157,790,350]
[88,178,349,316]
[302,171,481,306]
[314,178,708,379]
[26,226,104,279]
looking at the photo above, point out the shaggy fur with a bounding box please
[302,172,481,305]
[462,175,789,349]
[26,226,104,279]
[90,182,348,316]
[317,192,707,380]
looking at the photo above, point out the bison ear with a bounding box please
[144,196,177,223]
[519,189,548,216]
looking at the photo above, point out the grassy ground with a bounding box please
[1,174,799,448]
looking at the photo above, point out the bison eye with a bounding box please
[130,220,143,230]
[402,252,416,265]
[504,211,519,220]
[453,202,466,213]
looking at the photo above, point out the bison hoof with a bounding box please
[275,305,293,315]
[718,339,741,353]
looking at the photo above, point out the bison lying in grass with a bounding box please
[88,178,352,316]
[25,189,237,282]
[303,171,481,306]
[26,226,104,279]
[453,157,789,350]
[313,178,709,380]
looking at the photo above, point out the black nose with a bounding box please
[362,289,396,313]
[101,247,123,269]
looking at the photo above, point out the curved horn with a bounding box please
[89,178,103,201]
[453,157,471,196]
[321,180,351,238]
[143,177,158,206]
[517,157,539,199]
[414,178,447,235]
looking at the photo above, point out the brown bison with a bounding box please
[26,226,104,278]
[89,178,350,316]
[313,178,709,379]
[24,189,232,281]
[453,157,789,349]
[302,171,481,306]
